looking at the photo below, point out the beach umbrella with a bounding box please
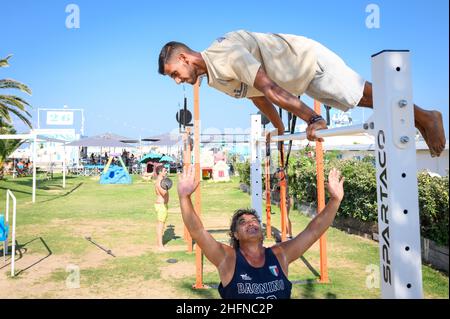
[139,152,162,164]
[100,133,139,144]
[159,155,175,163]
[141,133,182,146]
[65,135,132,147]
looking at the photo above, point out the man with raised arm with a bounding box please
[177,166,344,299]
[158,30,446,157]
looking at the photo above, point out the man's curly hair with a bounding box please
[229,208,261,249]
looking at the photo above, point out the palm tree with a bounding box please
[0,54,33,129]
[0,117,24,179]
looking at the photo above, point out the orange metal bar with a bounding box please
[278,143,287,242]
[183,133,189,245]
[314,100,329,283]
[264,133,272,239]
[193,80,204,289]
[183,129,193,253]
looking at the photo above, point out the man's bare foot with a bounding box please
[157,246,169,252]
[415,110,446,157]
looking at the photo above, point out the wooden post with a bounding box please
[278,143,287,242]
[183,128,193,253]
[314,100,329,283]
[193,80,204,289]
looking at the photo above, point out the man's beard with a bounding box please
[188,69,198,84]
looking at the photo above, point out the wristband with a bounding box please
[308,114,324,125]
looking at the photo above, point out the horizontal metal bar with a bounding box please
[200,141,249,144]
[200,133,250,136]
[0,134,33,140]
[0,134,66,143]
[270,124,367,142]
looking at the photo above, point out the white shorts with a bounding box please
[305,41,366,112]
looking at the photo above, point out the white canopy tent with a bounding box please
[0,133,67,203]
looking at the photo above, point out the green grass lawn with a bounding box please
[0,174,448,299]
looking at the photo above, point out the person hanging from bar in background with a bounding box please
[177,165,344,299]
[158,30,445,157]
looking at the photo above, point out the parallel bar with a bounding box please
[270,124,366,142]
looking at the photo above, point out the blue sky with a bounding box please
[1,0,448,138]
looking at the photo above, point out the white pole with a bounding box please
[32,135,37,203]
[5,192,9,263]
[81,109,85,136]
[372,50,423,299]
[63,145,66,189]
[37,108,41,129]
[250,114,263,221]
[7,190,16,277]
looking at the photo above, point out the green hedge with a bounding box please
[236,161,251,186]
[288,156,379,222]
[417,172,449,245]
[236,151,449,246]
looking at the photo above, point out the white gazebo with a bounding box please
[0,133,67,203]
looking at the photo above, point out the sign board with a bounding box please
[46,111,74,126]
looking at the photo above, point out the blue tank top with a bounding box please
[218,247,292,299]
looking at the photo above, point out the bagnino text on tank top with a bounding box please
[218,247,292,299]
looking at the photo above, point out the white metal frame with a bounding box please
[250,50,423,299]
[250,115,263,221]
[0,134,67,203]
[371,50,423,298]
[3,190,17,277]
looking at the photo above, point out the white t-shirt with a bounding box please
[200,30,318,99]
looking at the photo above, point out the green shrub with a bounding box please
[238,151,449,246]
[289,156,378,222]
[417,173,449,246]
[235,161,250,186]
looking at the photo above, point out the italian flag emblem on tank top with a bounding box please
[269,265,279,277]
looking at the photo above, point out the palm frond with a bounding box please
[0,118,23,162]
[5,106,33,128]
[0,103,13,122]
[0,139,24,162]
[0,55,13,68]
[0,79,32,95]
[0,54,34,130]
[0,95,32,112]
